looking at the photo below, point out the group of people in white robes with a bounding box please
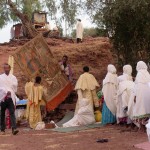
[102,61,150,130]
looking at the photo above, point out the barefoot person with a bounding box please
[25,76,46,129]
[102,64,117,125]
[0,63,19,135]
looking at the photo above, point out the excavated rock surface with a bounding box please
[0,37,114,97]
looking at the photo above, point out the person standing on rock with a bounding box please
[0,63,19,135]
[76,19,83,43]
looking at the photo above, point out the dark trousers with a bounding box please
[1,98,17,131]
[77,38,82,43]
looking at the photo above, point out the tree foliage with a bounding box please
[83,0,150,71]
[102,0,150,69]
[0,0,41,28]
[0,0,81,37]
[72,27,107,38]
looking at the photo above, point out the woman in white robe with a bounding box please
[63,98,95,127]
[102,64,118,125]
[117,65,134,124]
[133,61,150,128]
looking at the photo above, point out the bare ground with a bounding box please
[0,125,147,150]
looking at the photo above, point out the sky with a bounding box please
[0,16,94,43]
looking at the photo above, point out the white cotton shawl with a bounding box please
[123,65,133,81]
[118,65,133,95]
[0,87,7,102]
[135,61,150,84]
[132,61,150,118]
[102,64,118,115]
[75,72,99,91]
[103,64,118,86]
[0,73,18,105]
[117,65,134,119]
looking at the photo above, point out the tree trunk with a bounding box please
[7,0,38,38]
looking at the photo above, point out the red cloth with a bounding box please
[5,109,11,129]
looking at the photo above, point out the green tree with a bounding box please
[0,0,80,38]
[0,0,43,37]
[102,0,150,69]
[45,0,80,36]
[85,0,150,70]
[72,27,107,38]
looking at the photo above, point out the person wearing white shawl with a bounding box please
[76,19,83,43]
[74,66,100,116]
[116,65,134,124]
[63,98,95,127]
[102,64,118,125]
[133,61,150,128]
[0,63,19,135]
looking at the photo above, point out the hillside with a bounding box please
[0,37,114,97]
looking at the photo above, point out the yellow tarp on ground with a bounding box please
[13,35,73,111]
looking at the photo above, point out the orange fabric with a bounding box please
[46,82,73,111]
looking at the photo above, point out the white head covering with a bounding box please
[136,61,148,71]
[135,61,150,84]
[103,64,118,85]
[108,64,117,74]
[122,65,133,81]
[123,65,132,76]
[102,64,118,115]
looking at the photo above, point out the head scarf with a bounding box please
[108,64,117,74]
[122,65,133,81]
[135,61,150,84]
[123,65,132,76]
[136,61,148,71]
[103,64,118,85]
[102,64,117,116]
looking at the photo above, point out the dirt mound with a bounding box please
[0,37,114,97]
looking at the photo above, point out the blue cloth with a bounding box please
[102,102,116,125]
[16,99,27,106]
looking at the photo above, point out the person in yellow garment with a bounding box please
[25,76,46,129]
[74,66,100,115]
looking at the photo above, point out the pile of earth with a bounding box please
[0,36,114,97]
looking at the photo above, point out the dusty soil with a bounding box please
[0,37,114,97]
[0,125,146,150]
